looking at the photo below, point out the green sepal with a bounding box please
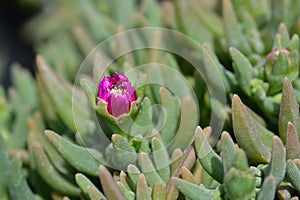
[129,97,152,137]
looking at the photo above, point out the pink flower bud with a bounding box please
[98,72,137,117]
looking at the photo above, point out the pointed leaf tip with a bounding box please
[99,165,127,200]
[286,122,300,159]
[279,77,300,143]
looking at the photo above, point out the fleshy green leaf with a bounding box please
[11,64,37,110]
[257,176,276,200]
[175,0,213,45]
[75,173,105,199]
[286,159,300,192]
[166,147,196,199]
[45,130,104,176]
[152,182,167,200]
[32,142,80,196]
[7,157,36,200]
[99,165,127,200]
[172,177,214,200]
[279,78,300,143]
[159,87,180,145]
[36,55,93,135]
[139,152,164,187]
[127,164,141,191]
[80,79,97,109]
[223,168,256,200]
[195,126,224,183]
[230,47,253,96]
[263,136,286,186]
[117,182,135,200]
[233,149,249,171]
[278,23,290,48]
[220,131,237,172]
[222,0,251,55]
[152,137,171,183]
[232,94,270,164]
[168,96,198,152]
[136,174,151,200]
[87,186,107,200]
[111,134,137,170]
[28,113,70,174]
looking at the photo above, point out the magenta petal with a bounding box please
[114,72,128,82]
[123,82,137,102]
[108,94,130,117]
[98,77,111,101]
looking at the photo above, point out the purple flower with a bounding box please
[97,72,137,117]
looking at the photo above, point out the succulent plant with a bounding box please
[1,0,300,199]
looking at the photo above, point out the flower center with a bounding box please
[110,83,126,96]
